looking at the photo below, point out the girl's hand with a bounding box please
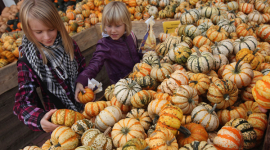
[40,109,59,132]
[75,82,85,103]
[258,104,268,113]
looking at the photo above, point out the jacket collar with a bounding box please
[102,31,127,42]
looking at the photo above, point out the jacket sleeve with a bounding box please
[73,40,86,74]
[76,39,110,86]
[13,62,47,132]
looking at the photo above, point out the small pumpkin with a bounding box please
[81,128,112,149]
[51,126,79,149]
[217,106,247,126]
[150,61,174,82]
[179,141,217,150]
[78,87,95,104]
[104,84,115,101]
[189,73,210,95]
[235,48,262,70]
[247,113,268,141]
[241,71,263,101]
[71,119,94,138]
[206,25,229,43]
[84,101,107,117]
[51,109,85,127]
[233,36,258,54]
[130,90,153,108]
[126,108,152,130]
[147,99,171,120]
[122,138,148,150]
[239,101,265,116]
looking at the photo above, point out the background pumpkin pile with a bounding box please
[22,0,270,149]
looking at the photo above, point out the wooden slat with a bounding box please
[0,61,18,95]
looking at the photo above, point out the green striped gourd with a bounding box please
[184,25,202,39]
[197,22,214,36]
[200,4,219,18]
[217,19,236,33]
[180,9,200,25]
[130,90,153,108]
[134,75,158,90]
[114,78,142,106]
[233,36,258,54]
[71,119,94,137]
[212,39,234,57]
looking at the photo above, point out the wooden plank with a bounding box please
[0,61,18,95]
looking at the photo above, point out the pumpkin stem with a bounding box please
[218,26,222,32]
[253,48,260,55]
[158,59,162,68]
[128,82,137,89]
[247,110,252,116]
[223,94,230,101]
[189,80,198,84]
[135,66,140,72]
[165,74,170,79]
[153,115,160,124]
[194,46,202,57]
[121,127,130,135]
[193,141,200,149]
[184,8,189,13]
[80,90,85,95]
[215,42,218,46]
[55,143,61,147]
[247,26,253,31]
[230,20,235,25]
[104,127,111,137]
[178,126,191,138]
[143,146,150,150]
[234,60,241,74]
[209,104,217,114]
[167,137,176,146]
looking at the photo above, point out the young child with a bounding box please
[75,1,142,101]
[13,0,86,132]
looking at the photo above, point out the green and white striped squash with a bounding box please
[225,118,257,149]
[227,1,239,11]
[130,90,153,108]
[238,14,248,23]
[217,19,236,33]
[174,46,192,65]
[81,128,113,149]
[233,36,258,54]
[180,35,193,48]
[248,10,263,24]
[75,146,95,150]
[143,56,160,67]
[134,75,158,90]
[211,10,228,24]
[212,39,234,57]
[227,11,237,19]
[197,22,214,36]
[184,25,202,39]
[95,106,122,132]
[164,36,182,51]
[197,18,212,26]
[150,62,174,82]
[261,68,270,75]
[114,78,142,106]
[200,5,219,18]
[143,51,159,59]
[187,49,215,73]
[180,9,200,25]
[126,108,152,130]
[71,119,94,137]
[213,54,229,70]
[155,42,168,57]
[167,44,183,63]
[179,141,217,150]
[104,84,115,101]
[214,2,228,11]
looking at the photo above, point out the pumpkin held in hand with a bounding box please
[78,87,95,104]
[51,109,85,127]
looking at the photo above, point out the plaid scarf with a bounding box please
[20,34,82,111]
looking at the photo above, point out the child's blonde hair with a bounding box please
[20,0,74,64]
[102,1,132,36]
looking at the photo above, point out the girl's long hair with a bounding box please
[20,0,74,64]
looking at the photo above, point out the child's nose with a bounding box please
[44,32,50,39]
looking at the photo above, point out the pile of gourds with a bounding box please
[0,32,23,68]
[0,0,23,34]
[22,0,270,149]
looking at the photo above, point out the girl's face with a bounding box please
[105,22,125,40]
[29,18,57,46]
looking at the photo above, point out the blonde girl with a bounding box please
[75,1,142,101]
[14,0,86,132]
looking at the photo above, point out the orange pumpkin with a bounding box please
[77,87,95,104]
[84,101,107,117]
[247,113,268,141]
[12,47,19,58]
[252,73,270,109]
[66,12,76,20]
[1,51,15,63]
[51,109,85,127]
[129,0,137,7]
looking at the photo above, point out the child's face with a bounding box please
[29,18,57,46]
[105,22,125,40]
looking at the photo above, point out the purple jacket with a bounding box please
[76,32,142,85]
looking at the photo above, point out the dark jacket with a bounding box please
[76,32,142,85]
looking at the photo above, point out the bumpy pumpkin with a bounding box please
[122,138,148,150]
[236,48,262,70]
[134,75,158,90]
[225,118,257,149]
[207,79,238,109]
[71,119,94,137]
[81,128,112,149]
[51,109,85,127]
[172,85,199,115]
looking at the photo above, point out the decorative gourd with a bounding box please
[172,85,199,115]
[172,64,186,72]
[148,128,178,149]
[129,63,152,79]
[197,18,213,26]
[51,109,85,127]
[22,146,42,150]
[184,25,202,39]
[114,78,142,106]
[143,55,159,66]
[241,71,263,101]
[193,36,213,48]
[110,96,132,114]
[134,75,158,90]
[239,101,265,116]
[41,139,52,150]
[154,92,172,101]
[51,126,79,149]
[150,61,174,82]
[213,54,229,70]
[104,84,115,101]
[77,87,95,104]
[248,10,263,24]
[180,9,200,25]
[177,123,208,147]
[155,43,168,57]
[227,1,239,11]
[160,70,189,95]
[197,22,214,36]
[233,36,258,54]
[84,101,107,117]
[75,146,95,150]
[181,115,192,125]
[239,1,254,14]
[236,48,262,70]
[252,72,270,109]
[217,106,247,126]
[111,118,145,148]
[1,51,15,63]
[256,24,270,43]
[200,4,219,18]
[156,104,183,135]
[217,19,236,33]
[122,138,148,150]
[147,99,171,120]
[206,25,228,42]
[81,128,112,149]
[236,23,253,37]
[165,36,182,50]
[126,108,152,130]
[191,104,219,131]
[222,61,254,89]
[207,79,238,109]
[187,48,215,74]
[225,118,257,149]
[179,141,217,150]
[189,73,210,95]
[71,119,94,137]
[213,126,243,150]
[95,106,122,132]
[247,113,268,141]
[130,90,153,108]
[211,9,228,24]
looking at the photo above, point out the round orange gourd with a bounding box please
[51,109,85,127]
[247,113,268,141]
[189,73,210,95]
[84,101,107,117]
[149,128,178,150]
[241,71,263,101]
[217,106,247,126]
[78,87,95,104]
[51,126,79,149]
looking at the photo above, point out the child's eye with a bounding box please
[36,31,42,34]
[49,29,55,31]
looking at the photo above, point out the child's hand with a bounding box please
[40,109,59,132]
[75,82,85,103]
